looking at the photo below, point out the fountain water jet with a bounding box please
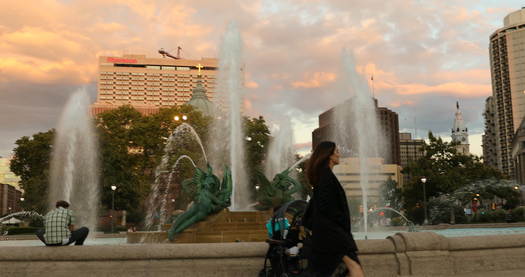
[157,155,198,227]
[0,211,43,223]
[145,123,207,231]
[288,154,311,173]
[332,50,383,239]
[208,22,249,210]
[48,89,99,235]
[265,121,295,179]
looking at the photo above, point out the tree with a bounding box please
[10,130,55,214]
[95,105,211,222]
[243,116,271,194]
[380,178,402,211]
[402,132,505,222]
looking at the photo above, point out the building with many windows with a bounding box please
[312,98,400,165]
[483,96,498,167]
[484,8,525,177]
[91,54,218,115]
[332,157,403,203]
[399,132,425,184]
[0,183,22,215]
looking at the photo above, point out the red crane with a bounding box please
[158,46,182,59]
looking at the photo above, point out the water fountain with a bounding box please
[369,207,417,232]
[208,22,250,210]
[265,121,295,179]
[144,123,207,231]
[48,89,99,234]
[332,50,383,239]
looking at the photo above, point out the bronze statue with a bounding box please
[255,168,303,210]
[168,164,232,241]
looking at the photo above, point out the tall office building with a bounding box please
[485,8,525,177]
[399,132,425,184]
[399,133,425,167]
[91,54,218,115]
[451,102,469,155]
[482,97,498,167]
[312,98,400,165]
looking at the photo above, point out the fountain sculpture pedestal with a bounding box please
[128,209,272,243]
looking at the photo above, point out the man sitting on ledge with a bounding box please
[36,200,89,246]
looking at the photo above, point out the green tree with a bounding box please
[96,106,144,217]
[243,116,271,193]
[380,178,402,212]
[402,132,505,222]
[95,105,211,222]
[10,130,55,214]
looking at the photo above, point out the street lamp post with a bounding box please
[421,177,428,225]
[111,185,117,233]
[20,197,24,212]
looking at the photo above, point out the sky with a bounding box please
[1,0,523,158]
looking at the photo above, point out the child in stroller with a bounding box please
[259,200,310,277]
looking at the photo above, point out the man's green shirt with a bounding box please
[44,207,75,244]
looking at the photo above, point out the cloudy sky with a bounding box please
[1,0,523,157]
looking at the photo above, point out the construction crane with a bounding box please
[158,46,182,59]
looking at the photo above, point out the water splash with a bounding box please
[48,89,99,234]
[332,49,383,239]
[208,22,249,210]
[157,155,198,227]
[265,121,295,178]
[288,154,311,173]
[144,123,206,231]
[0,211,43,223]
[369,207,417,232]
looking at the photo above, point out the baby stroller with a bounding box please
[259,200,310,277]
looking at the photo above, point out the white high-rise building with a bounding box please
[452,102,469,155]
[484,8,525,177]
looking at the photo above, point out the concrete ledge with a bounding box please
[448,233,525,250]
[2,233,525,276]
[0,242,268,261]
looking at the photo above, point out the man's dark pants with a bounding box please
[36,227,89,246]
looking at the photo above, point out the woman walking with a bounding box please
[306,141,364,277]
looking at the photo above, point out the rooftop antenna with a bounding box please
[370,74,375,98]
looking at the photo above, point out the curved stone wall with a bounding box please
[1,232,525,276]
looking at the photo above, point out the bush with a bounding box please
[6,226,39,235]
[512,207,525,222]
[471,209,506,223]
[489,209,506,222]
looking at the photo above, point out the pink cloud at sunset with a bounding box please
[292,72,337,89]
[1,0,525,157]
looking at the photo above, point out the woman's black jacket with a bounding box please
[309,166,358,256]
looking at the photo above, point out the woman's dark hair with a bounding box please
[306,141,336,187]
